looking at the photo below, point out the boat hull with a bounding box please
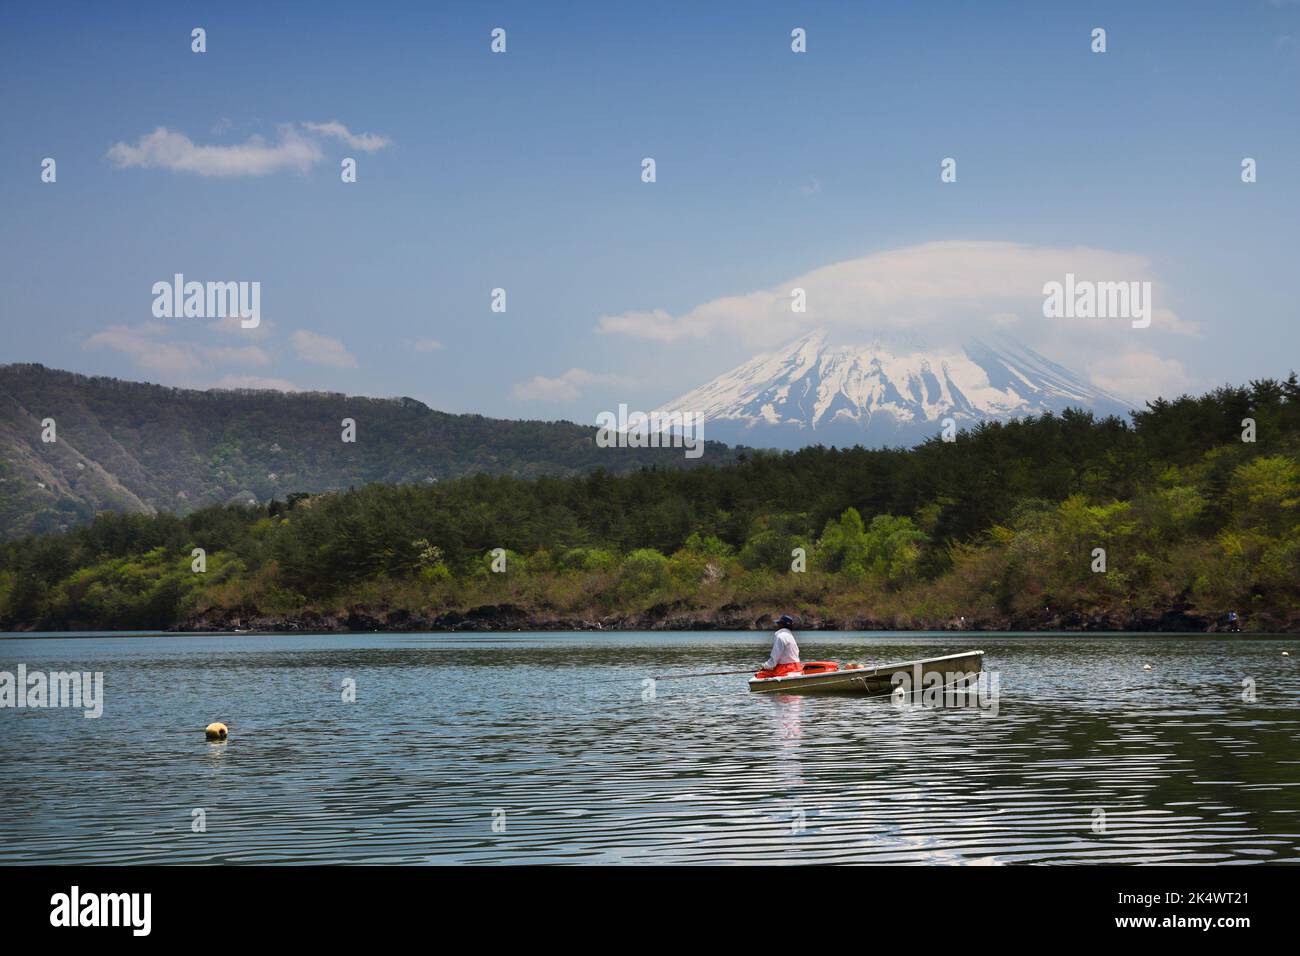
[747,650,985,696]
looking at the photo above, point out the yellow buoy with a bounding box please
[205,722,228,740]
[1142,663,1152,671]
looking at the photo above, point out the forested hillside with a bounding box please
[0,364,734,539]
[2,376,1297,632]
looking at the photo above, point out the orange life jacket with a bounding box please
[754,660,839,679]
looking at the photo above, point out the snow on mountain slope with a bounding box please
[655,330,1132,450]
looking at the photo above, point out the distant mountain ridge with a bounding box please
[659,331,1133,449]
[0,364,737,540]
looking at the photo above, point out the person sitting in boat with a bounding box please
[756,614,801,679]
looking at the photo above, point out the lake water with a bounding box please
[1,631,1297,865]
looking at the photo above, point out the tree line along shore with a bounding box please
[1,379,1297,633]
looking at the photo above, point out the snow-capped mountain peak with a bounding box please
[656,330,1131,449]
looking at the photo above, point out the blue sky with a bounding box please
[1,0,1298,420]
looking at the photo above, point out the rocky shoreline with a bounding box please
[169,601,1279,634]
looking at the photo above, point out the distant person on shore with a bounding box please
[756,614,801,678]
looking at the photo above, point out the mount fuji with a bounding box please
[655,331,1133,450]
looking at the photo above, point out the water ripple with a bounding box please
[0,632,1297,864]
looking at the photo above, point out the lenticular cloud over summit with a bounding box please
[600,240,1196,404]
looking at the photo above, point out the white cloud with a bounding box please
[600,308,680,343]
[301,120,391,152]
[107,126,323,177]
[596,240,1198,399]
[83,322,200,373]
[513,368,625,402]
[413,338,444,352]
[84,323,275,374]
[291,330,357,368]
[1085,352,1190,404]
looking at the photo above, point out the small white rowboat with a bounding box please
[747,649,985,696]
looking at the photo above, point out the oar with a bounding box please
[652,668,755,680]
[560,668,754,687]
[562,667,759,687]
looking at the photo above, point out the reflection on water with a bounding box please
[0,632,1297,864]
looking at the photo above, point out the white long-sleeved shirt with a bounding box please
[763,628,800,669]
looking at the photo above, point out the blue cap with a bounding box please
[776,614,795,627]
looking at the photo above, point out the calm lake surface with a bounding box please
[1,631,1297,865]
